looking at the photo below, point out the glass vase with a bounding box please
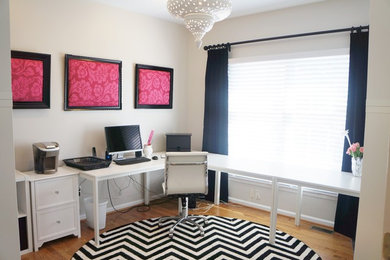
[351,157,363,177]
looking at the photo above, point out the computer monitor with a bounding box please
[105,125,143,159]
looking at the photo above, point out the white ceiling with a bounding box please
[91,0,326,23]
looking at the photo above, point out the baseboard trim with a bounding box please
[229,197,334,228]
[80,193,164,220]
[79,193,334,228]
[229,174,337,200]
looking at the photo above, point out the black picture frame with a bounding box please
[64,54,122,111]
[11,50,51,109]
[135,64,173,109]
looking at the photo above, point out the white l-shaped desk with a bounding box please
[79,153,361,246]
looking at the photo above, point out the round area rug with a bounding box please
[72,216,322,260]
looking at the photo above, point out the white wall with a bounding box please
[187,0,369,226]
[355,0,390,258]
[0,0,22,258]
[10,0,189,171]
[10,0,189,212]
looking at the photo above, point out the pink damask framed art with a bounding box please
[11,50,51,109]
[135,64,173,109]
[64,54,122,110]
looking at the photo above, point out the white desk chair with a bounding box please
[159,152,208,238]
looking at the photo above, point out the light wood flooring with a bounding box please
[21,198,353,260]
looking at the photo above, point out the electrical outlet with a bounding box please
[250,189,255,199]
[254,190,261,200]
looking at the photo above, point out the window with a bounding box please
[228,52,349,171]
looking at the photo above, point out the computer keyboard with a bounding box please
[114,157,151,165]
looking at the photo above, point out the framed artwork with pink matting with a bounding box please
[11,50,51,109]
[64,54,122,110]
[135,64,173,109]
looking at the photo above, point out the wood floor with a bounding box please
[21,198,353,260]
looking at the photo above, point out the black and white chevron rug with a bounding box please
[72,216,321,260]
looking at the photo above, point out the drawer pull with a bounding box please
[56,220,61,224]
[54,190,60,194]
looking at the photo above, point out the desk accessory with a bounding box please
[63,156,111,171]
[166,133,191,152]
[105,151,112,161]
[147,130,154,145]
[143,130,154,158]
[114,157,151,165]
[143,145,153,158]
[33,142,59,174]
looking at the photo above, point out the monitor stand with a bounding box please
[115,151,142,161]
[115,153,126,160]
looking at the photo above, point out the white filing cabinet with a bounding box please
[23,167,80,251]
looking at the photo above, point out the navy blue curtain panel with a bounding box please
[334,30,369,240]
[202,47,229,203]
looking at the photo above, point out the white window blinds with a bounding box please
[228,53,349,171]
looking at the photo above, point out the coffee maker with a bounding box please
[33,142,59,174]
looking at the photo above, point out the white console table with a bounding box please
[207,153,361,244]
[79,158,165,246]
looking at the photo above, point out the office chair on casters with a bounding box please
[159,152,208,238]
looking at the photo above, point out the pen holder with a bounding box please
[143,145,153,159]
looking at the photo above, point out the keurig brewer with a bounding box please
[33,142,59,174]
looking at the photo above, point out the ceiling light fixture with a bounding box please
[167,0,232,48]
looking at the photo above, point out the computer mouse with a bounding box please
[152,156,158,160]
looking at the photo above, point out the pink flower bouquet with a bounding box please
[346,142,364,158]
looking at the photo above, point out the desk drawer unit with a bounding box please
[35,176,75,210]
[30,174,80,251]
[36,204,77,241]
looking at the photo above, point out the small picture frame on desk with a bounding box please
[135,64,173,109]
[11,50,51,109]
[64,54,122,110]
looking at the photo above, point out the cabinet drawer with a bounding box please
[35,177,75,209]
[36,204,77,241]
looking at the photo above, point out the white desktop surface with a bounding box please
[208,153,361,197]
[22,166,79,182]
[79,157,165,181]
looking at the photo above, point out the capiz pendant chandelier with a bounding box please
[167,0,232,48]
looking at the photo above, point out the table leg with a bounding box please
[269,177,279,244]
[143,172,150,205]
[295,185,303,226]
[214,170,221,205]
[93,178,100,246]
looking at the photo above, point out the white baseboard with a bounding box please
[229,197,334,227]
[79,192,334,228]
[80,193,164,220]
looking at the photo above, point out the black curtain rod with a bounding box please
[204,25,369,51]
